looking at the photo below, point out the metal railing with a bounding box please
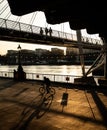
[0,71,102,86]
[0,71,13,78]
[0,71,81,83]
[0,18,103,45]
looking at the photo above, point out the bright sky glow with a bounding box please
[0,40,66,55]
[0,0,101,55]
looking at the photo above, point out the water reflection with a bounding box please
[0,65,91,76]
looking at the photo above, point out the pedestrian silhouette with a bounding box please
[45,27,48,36]
[40,27,43,35]
[49,27,52,36]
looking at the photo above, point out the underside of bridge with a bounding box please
[7,0,107,42]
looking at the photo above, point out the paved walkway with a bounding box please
[0,78,107,130]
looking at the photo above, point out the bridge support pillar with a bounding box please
[98,38,107,86]
[74,30,97,86]
[104,44,107,79]
[76,30,86,77]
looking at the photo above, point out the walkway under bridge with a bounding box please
[0,17,106,84]
[0,0,106,84]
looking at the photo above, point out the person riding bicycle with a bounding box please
[43,76,51,93]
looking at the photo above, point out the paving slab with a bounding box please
[0,79,107,130]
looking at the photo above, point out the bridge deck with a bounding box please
[0,18,103,50]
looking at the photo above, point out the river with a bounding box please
[0,65,99,84]
[0,65,96,83]
[0,65,91,76]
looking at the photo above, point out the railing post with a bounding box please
[18,22,21,31]
[54,75,55,82]
[58,31,60,38]
[30,25,33,33]
[4,19,7,28]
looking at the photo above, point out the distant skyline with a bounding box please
[0,0,101,55]
[0,40,66,55]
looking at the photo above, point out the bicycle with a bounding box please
[39,84,55,95]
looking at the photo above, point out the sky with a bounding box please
[0,40,67,55]
[0,0,102,55]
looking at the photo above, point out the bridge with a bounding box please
[0,0,103,50]
[0,0,106,81]
[0,18,103,50]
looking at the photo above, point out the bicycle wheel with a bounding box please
[39,87,45,94]
[50,87,55,95]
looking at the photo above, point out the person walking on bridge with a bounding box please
[49,27,53,36]
[40,27,43,35]
[45,27,48,36]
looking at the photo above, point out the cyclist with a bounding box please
[43,76,51,93]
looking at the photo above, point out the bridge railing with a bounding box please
[0,18,103,45]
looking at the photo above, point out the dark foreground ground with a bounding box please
[0,78,107,130]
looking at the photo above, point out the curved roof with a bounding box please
[7,0,107,42]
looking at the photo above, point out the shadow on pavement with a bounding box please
[11,93,54,130]
[13,88,29,97]
[1,80,107,130]
[90,90,107,127]
[0,79,18,91]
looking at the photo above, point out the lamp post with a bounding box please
[17,44,23,72]
[14,44,26,81]
[17,44,21,65]
[17,44,24,81]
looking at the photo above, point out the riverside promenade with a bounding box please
[0,78,107,130]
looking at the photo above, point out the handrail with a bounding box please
[0,71,102,85]
[0,71,81,83]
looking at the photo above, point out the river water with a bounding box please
[0,65,99,84]
[0,65,91,76]
[0,65,96,83]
